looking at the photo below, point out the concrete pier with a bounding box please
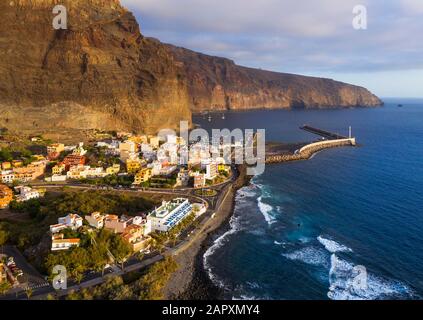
[265,126,356,164]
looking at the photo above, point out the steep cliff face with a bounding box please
[167,45,382,112]
[0,0,191,135]
[0,0,381,138]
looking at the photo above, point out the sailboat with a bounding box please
[208,115,212,122]
[221,113,225,120]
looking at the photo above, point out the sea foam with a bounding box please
[282,247,329,267]
[328,254,413,300]
[317,236,353,253]
[203,214,242,288]
[257,196,277,225]
[203,185,255,288]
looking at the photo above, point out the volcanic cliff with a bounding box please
[0,0,382,137]
[168,44,382,112]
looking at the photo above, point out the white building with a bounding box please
[150,161,162,176]
[132,216,152,236]
[51,234,80,251]
[206,162,218,180]
[149,198,193,232]
[176,169,190,187]
[85,212,106,229]
[72,142,87,156]
[97,140,120,156]
[119,140,137,153]
[119,141,138,161]
[96,140,119,149]
[50,214,83,233]
[166,135,178,144]
[160,165,178,177]
[64,145,77,152]
[50,174,67,182]
[188,142,211,165]
[192,203,207,217]
[67,165,107,180]
[0,170,15,184]
[201,159,218,180]
[14,186,41,202]
[156,150,166,163]
[142,151,156,162]
[140,143,153,153]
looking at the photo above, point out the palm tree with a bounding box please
[25,287,33,300]
[74,273,84,285]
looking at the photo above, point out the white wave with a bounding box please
[232,295,260,300]
[246,281,261,289]
[299,237,312,244]
[257,196,277,225]
[318,236,353,253]
[328,254,412,300]
[203,214,243,288]
[235,185,257,200]
[282,247,329,267]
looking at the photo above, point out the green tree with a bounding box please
[25,287,33,300]
[46,293,56,300]
[0,282,11,296]
[0,148,13,162]
[110,236,132,271]
[74,272,84,285]
[110,284,134,300]
[136,256,178,300]
[66,290,81,300]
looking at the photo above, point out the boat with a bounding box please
[222,113,225,120]
[398,104,403,108]
[208,115,212,122]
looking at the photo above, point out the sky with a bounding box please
[121,0,423,98]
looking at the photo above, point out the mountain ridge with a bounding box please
[165,42,382,112]
[0,0,382,139]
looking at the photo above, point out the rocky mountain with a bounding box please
[0,0,382,138]
[168,44,382,112]
[0,0,191,137]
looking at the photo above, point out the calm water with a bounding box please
[193,98,423,300]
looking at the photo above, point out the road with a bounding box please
[0,246,50,300]
[0,164,239,300]
[30,254,163,300]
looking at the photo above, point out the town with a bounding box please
[0,130,237,299]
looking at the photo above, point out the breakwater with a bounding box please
[265,138,357,164]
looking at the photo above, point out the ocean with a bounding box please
[193,98,423,300]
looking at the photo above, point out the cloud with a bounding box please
[124,0,361,37]
[121,0,423,75]
[400,0,423,14]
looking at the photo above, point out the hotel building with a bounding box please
[149,198,193,232]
